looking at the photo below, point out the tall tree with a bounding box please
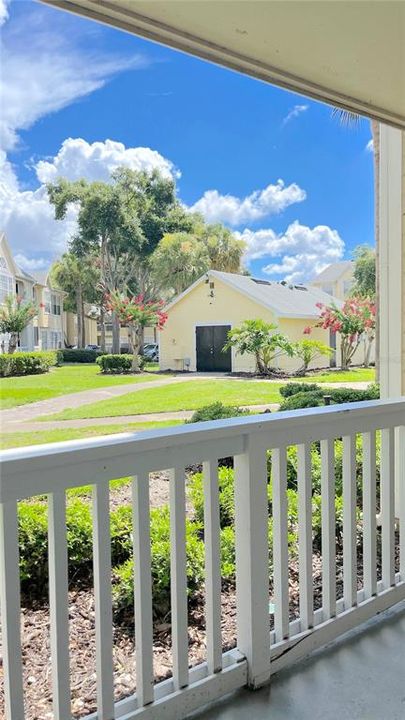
[351,245,376,298]
[50,253,99,348]
[195,223,246,272]
[150,233,210,296]
[48,168,194,351]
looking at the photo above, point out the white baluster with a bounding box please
[321,438,336,618]
[362,432,377,599]
[203,459,222,674]
[0,500,25,719]
[381,427,395,588]
[92,481,114,718]
[298,443,313,629]
[169,466,189,690]
[272,447,289,641]
[48,491,71,719]
[132,473,154,706]
[234,435,270,687]
[343,435,357,609]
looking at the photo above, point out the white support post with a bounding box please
[379,125,405,521]
[234,435,270,688]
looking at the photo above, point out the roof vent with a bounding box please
[252,278,272,286]
[294,285,308,291]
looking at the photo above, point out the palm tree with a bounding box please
[333,110,380,378]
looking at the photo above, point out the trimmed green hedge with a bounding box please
[186,402,250,424]
[0,350,60,377]
[279,384,379,411]
[97,353,146,373]
[280,382,320,398]
[61,348,103,363]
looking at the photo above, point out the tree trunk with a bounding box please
[371,120,380,382]
[131,324,140,372]
[99,305,106,353]
[139,326,144,357]
[76,284,84,349]
[112,312,120,354]
[8,332,18,354]
[80,300,86,347]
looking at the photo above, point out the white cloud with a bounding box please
[36,138,178,184]
[0,0,9,26]
[189,180,306,226]
[0,138,179,267]
[239,220,344,283]
[14,253,50,271]
[0,7,150,151]
[366,138,374,153]
[282,104,308,127]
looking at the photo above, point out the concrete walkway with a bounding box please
[1,404,281,433]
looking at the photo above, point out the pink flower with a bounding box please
[303,326,312,335]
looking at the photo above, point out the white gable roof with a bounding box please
[311,261,354,284]
[166,270,342,319]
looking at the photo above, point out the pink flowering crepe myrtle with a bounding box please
[303,297,376,369]
[107,291,168,371]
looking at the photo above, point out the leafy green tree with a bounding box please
[293,339,333,375]
[48,169,194,351]
[224,319,295,375]
[0,295,37,354]
[150,233,210,295]
[351,245,376,299]
[195,223,246,272]
[50,253,99,348]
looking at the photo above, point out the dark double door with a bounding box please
[196,325,232,372]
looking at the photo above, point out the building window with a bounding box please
[34,327,39,346]
[41,330,48,349]
[0,268,14,302]
[50,331,62,349]
[51,293,61,316]
[343,280,354,297]
[44,290,51,314]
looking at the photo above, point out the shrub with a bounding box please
[280,382,321,398]
[186,402,250,424]
[0,350,59,377]
[189,466,236,527]
[279,390,325,411]
[97,353,146,374]
[279,384,379,411]
[18,498,135,598]
[113,507,205,617]
[61,348,102,363]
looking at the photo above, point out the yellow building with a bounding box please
[159,270,340,373]
[64,307,98,348]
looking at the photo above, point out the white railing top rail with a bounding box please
[1,398,404,503]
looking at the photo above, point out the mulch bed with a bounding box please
[2,538,399,720]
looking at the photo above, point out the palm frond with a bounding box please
[331,107,361,127]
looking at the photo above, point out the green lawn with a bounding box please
[300,367,375,383]
[0,419,183,450]
[43,379,284,421]
[0,364,163,409]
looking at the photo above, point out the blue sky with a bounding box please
[0,0,375,282]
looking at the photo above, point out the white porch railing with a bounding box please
[1,399,405,720]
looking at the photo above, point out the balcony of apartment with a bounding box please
[1,2,405,720]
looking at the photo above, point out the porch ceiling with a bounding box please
[42,0,405,127]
